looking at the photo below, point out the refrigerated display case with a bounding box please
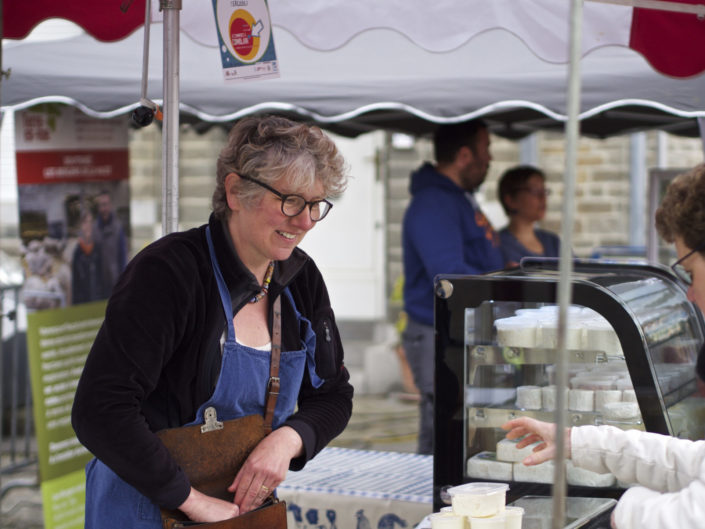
[433,259,705,522]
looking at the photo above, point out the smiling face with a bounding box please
[675,236,705,313]
[226,173,323,270]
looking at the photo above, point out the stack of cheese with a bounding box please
[495,306,623,355]
[515,379,641,422]
[494,305,648,425]
[466,437,615,487]
[513,382,642,424]
[429,482,523,528]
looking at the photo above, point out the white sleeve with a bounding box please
[612,478,705,529]
[571,425,705,529]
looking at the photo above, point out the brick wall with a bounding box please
[127,125,228,255]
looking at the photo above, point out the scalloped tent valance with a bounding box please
[3,0,705,138]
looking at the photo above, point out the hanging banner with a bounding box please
[211,0,279,82]
[15,104,130,529]
[16,104,130,310]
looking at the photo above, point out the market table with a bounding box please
[277,447,432,529]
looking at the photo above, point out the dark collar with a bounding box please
[207,213,309,309]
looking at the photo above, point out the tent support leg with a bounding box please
[162,0,181,235]
[553,0,583,527]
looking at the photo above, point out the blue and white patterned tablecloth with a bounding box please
[278,447,433,529]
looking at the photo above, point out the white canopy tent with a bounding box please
[4,2,705,525]
[3,1,705,139]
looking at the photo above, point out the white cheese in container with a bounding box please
[469,514,506,528]
[429,512,465,529]
[447,482,509,518]
[504,506,525,529]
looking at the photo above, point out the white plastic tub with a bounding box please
[447,482,509,518]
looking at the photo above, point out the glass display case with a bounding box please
[433,259,705,518]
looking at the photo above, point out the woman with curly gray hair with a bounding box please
[73,115,353,527]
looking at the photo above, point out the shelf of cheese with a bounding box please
[493,306,623,355]
[466,437,616,487]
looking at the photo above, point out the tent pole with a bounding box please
[629,133,647,247]
[162,0,181,235]
[552,0,583,527]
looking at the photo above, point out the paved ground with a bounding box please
[330,392,421,453]
[0,393,421,528]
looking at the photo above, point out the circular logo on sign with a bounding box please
[216,1,272,64]
[229,10,258,61]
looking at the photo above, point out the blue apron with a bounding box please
[84,226,322,528]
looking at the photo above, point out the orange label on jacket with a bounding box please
[476,210,500,246]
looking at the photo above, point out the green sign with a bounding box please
[27,300,106,528]
[41,470,87,529]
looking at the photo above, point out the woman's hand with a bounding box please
[501,416,572,466]
[229,425,304,513]
[178,487,240,522]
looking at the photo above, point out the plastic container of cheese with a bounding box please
[447,482,509,518]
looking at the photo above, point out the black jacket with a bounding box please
[72,214,353,509]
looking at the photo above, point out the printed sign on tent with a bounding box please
[15,104,130,529]
[211,0,279,82]
[15,105,130,310]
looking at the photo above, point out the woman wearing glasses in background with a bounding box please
[657,163,705,362]
[72,115,353,527]
[503,163,705,529]
[497,165,560,267]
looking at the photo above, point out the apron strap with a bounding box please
[263,295,282,434]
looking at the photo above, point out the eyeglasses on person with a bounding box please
[670,239,705,286]
[239,174,333,221]
[517,187,551,198]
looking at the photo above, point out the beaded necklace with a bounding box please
[250,261,274,303]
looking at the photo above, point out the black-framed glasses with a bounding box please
[239,174,333,221]
[517,187,551,198]
[670,239,705,286]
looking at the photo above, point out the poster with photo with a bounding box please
[15,104,130,529]
[15,105,130,310]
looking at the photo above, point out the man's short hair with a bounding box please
[433,119,488,165]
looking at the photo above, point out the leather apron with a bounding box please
[83,226,322,528]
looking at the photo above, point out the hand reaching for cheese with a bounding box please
[501,417,572,466]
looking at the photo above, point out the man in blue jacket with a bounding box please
[402,119,504,454]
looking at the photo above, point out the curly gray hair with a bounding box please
[212,115,349,219]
